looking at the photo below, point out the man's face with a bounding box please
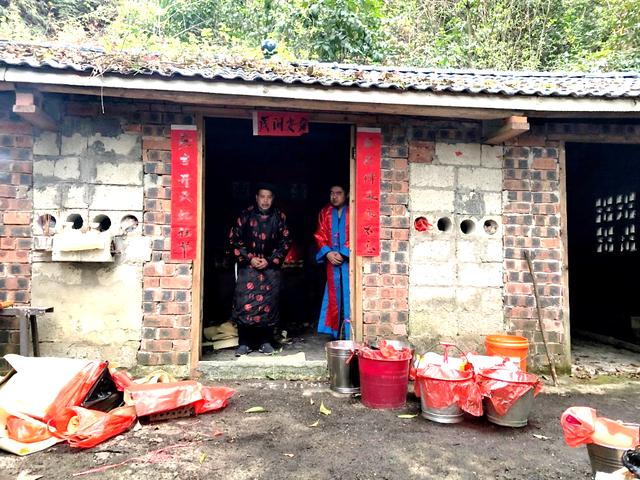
[329,186,346,208]
[256,189,274,210]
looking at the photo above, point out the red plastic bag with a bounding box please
[49,405,137,449]
[43,361,107,423]
[416,364,483,416]
[560,406,640,448]
[193,386,236,415]
[125,380,203,416]
[110,369,134,391]
[477,368,542,416]
[560,407,597,447]
[358,340,412,361]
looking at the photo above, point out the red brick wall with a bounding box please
[502,141,565,368]
[138,107,195,366]
[362,125,410,340]
[0,92,34,362]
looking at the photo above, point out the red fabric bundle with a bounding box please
[416,364,483,416]
[477,368,542,416]
[358,340,412,361]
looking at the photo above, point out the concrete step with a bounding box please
[197,352,328,380]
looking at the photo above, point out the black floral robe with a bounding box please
[229,205,291,327]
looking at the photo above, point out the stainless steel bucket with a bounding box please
[484,388,535,427]
[586,424,640,475]
[418,379,464,424]
[421,401,464,424]
[326,340,360,394]
[586,443,629,474]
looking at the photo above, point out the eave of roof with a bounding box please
[2,41,640,119]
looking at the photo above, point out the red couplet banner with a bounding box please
[252,111,309,136]
[170,125,198,260]
[355,128,382,256]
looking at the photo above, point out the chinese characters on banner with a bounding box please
[252,110,309,136]
[170,125,198,260]
[355,128,382,256]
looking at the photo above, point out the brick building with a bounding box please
[1,42,640,376]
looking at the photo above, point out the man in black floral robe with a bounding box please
[230,185,291,356]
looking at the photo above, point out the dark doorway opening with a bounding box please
[566,142,640,346]
[202,117,351,359]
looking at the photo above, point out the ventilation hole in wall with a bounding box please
[93,214,112,232]
[460,219,475,234]
[66,213,83,230]
[436,217,452,232]
[414,216,431,232]
[121,214,139,233]
[37,214,57,233]
[483,219,498,235]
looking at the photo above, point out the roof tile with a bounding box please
[1,40,640,98]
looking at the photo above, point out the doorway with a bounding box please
[566,142,640,345]
[201,117,352,360]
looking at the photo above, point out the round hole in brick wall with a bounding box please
[460,219,475,234]
[121,214,139,233]
[436,217,452,232]
[484,219,498,235]
[37,214,56,233]
[93,214,112,232]
[66,213,83,230]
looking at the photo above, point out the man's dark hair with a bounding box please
[330,184,349,194]
[256,182,276,195]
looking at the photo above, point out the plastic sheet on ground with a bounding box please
[358,340,412,361]
[0,355,102,421]
[416,363,483,416]
[560,406,640,449]
[0,355,236,455]
[477,368,542,416]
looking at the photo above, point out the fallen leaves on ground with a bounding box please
[397,414,418,419]
[244,406,267,413]
[319,402,331,416]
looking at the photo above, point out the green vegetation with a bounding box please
[1,0,639,71]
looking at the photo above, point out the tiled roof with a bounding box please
[2,40,640,98]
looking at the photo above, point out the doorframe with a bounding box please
[190,109,362,373]
[558,142,571,368]
[190,112,205,374]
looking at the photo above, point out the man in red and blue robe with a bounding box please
[314,185,350,339]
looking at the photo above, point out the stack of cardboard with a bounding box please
[203,322,238,350]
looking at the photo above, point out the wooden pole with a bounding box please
[524,250,559,386]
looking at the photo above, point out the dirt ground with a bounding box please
[1,375,639,480]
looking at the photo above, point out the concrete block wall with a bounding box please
[0,92,34,367]
[26,96,149,366]
[406,121,504,351]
